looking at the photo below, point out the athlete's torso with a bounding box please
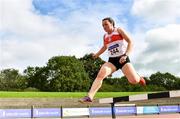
[104,28,127,57]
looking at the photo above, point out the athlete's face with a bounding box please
[102,20,114,33]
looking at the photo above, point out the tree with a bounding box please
[79,54,105,81]
[24,66,50,91]
[47,56,90,91]
[149,72,178,90]
[0,69,27,90]
[174,77,180,89]
[24,56,91,91]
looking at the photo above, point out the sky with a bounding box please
[0,0,180,77]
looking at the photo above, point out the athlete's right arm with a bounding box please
[93,45,107,59]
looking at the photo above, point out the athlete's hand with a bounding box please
[91,53,98,59]
[119,55,127,64]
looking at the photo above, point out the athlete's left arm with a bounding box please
[117,28,133,56]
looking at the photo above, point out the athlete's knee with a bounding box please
[96,74,105,80]
[96,70,107,80]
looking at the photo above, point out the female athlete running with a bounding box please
[79,17,146,103]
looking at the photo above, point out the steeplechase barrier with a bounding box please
[99,90,180,119]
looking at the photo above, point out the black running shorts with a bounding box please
[108,55,130,70]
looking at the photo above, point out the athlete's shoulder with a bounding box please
[117,27,130,37]
[103,33,108,39]
[116,27,125,33]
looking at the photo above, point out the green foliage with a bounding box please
[23,87,40,92]
[1,54,180,92]
[99,83,117,92]
[149,72,179,90]
[79,54,105,81]
[145,85,166,91]
[24,66,50,91]
[24,56,91,92]
[0,69,28,90]
[174,77,180,89]
[102,77,147,92]
[47,56,90,91]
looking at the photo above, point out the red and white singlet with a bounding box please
[104,28,127,57]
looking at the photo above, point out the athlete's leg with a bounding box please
[122,63,145,85]
[88,62,116,100]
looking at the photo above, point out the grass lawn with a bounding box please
[0,91,147,98]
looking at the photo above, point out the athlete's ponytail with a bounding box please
[102,17,115,27]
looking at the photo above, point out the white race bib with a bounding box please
[107,40,126,57]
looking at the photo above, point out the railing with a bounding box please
[0,104,180,118]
